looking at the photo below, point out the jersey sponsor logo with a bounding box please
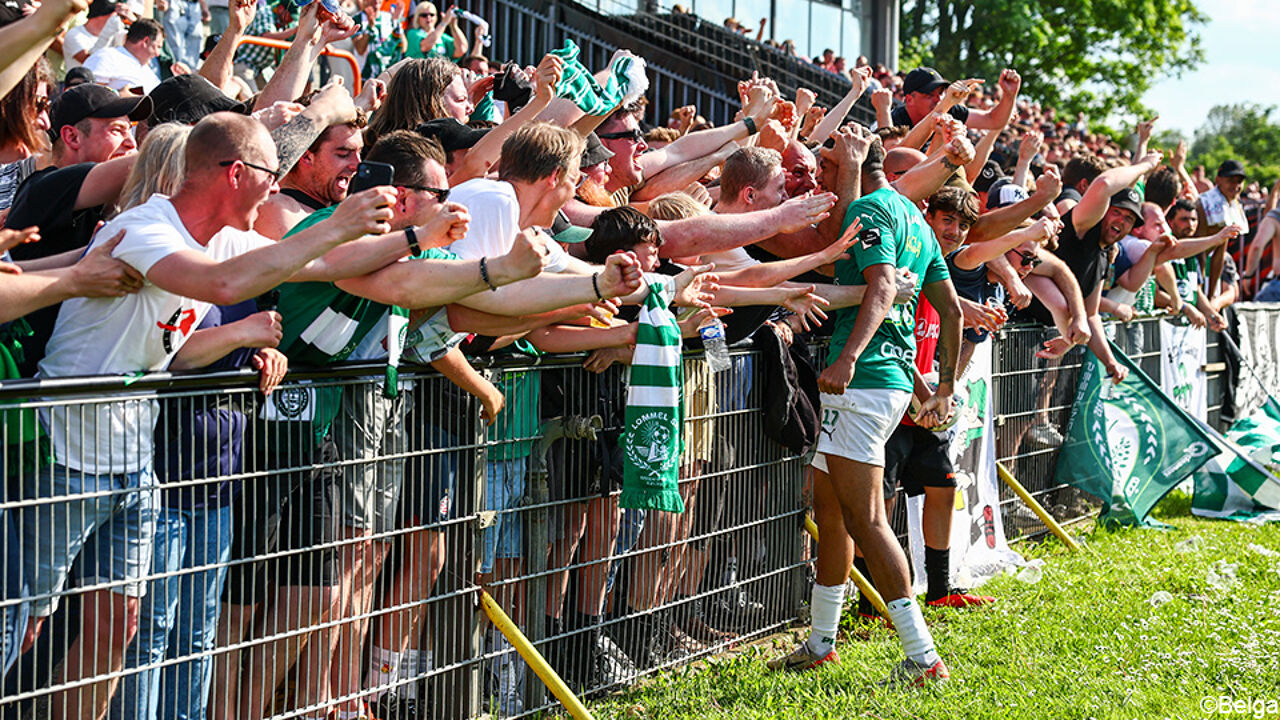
[157,308,198,353]
[879,340,917,366]
[859,226,882,250]
[915,317,940,342]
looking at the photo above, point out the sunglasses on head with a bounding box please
[597,128,644,143]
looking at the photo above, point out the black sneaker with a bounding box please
[371,694,418,720]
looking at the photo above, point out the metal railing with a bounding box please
[0,314,1230,719]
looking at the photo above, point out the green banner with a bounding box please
[1055,343,1214,527]
[1191,398,1280,522]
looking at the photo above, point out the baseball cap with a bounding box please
[985,177,1029,210]
[1217,159,1246,178]
[147,75,250,126]
[973,160,1004,193]
[902,67,949,96]
[50,84,152,135]
[582,132,614,168]
[416,118,489,153]
[550,212,592,244]
[87,0,123,18]
[1109,187,1145,227]
[63,67,96,89]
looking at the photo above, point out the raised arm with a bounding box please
[630,141,737,202]
[449,55,563,184]
[808,67,870,146]
[270,82,358,176]
[638,92,769,178]
[1073,151,1162,236]
[892,135,975,204]
[0,0,87,97]
[965,69,1020,132]
[200,0,256,92]
[952,218,1055,271]
[966,165,1060,244]
[1011,130,1042,188]
[255,6,357,112]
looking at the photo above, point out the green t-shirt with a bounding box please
[827,187,950,393]
[276,206,453,438]
[485,342,542,460]
[406,27,454,60]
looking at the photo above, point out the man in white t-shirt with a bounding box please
[83,17,164,93]
[22,110,398,720]
[446,121,593,276]
[63,0,127,70]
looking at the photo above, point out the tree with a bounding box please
[900,0,1206,119]
[1188,103,1280,187]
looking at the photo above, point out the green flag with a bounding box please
[619,275,685,513]
[1055,342,1214,527]
[1191,398,1280,522]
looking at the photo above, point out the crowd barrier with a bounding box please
[0,311,1254,719]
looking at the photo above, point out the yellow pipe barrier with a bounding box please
[996,462,1081,552]
[479,590,594,720]
[803,516,891,620]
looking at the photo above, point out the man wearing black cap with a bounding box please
[1199,159,1249,296]
[416,116,488,178]
[891,66,1021,132]
[1021,150,1164,382]
[4,82,150,375]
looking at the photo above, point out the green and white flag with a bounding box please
[550,39,649,116]
[620,274,684,513]
[1191,397,1280,522]
[1055,342,1214,527]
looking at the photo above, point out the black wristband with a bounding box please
[743,116,758,135]
[405,226,421,255]
[591,272,604,300]
[480,256,498,291]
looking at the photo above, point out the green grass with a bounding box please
[589,492,1280,719]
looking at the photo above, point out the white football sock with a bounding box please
[885,596,941,666]
[806,583,846,655]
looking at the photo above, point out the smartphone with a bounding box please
[348,161,395,196]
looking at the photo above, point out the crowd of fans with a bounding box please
[0,0,1274,718]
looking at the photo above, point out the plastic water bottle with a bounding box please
[699,319,731,373]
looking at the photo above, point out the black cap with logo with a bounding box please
[902,67,949,96]
[50,83,152,135]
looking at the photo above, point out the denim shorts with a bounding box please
[479,456,526,574]
[20,463,159,616]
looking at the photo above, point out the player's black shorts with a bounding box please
[882,423,956,499]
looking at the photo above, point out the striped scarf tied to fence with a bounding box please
[619,274,685,513]
[550,39,649,116]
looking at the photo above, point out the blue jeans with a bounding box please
[162,0,203,69]
[479,457,526,574]
[0,509,30,675]
[108,503,233,720]
[21,463,158,617]
[1256,278,1280,302]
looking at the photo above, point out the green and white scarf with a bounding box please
[619,274,685,512]
[550,39,649,116]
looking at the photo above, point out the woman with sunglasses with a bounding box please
[405,2,468,60]
[0,59,53,215]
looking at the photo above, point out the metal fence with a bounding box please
[0,315,1227,719]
